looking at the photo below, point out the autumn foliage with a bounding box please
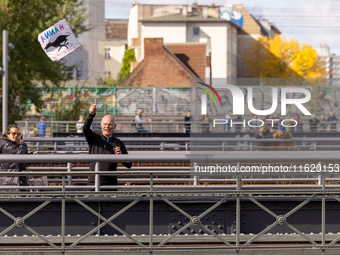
[243,35,326,78]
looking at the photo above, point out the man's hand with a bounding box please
[114,146,121,154]
[89,104,97,115]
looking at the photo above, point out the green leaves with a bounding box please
[118,48,136,82]
[0,0,90,127]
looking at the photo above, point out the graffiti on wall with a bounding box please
[25,85,340,119]
[26,86,116,117]
[26,87,192,117]
[117,87,191,116]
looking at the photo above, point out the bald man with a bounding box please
[84,104,131,188]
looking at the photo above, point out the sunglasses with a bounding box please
[10,132,21,136]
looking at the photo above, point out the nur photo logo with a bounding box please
[196,82,223,115]
[198,84,312,116]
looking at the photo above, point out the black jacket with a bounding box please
[254,129,272,146]
[84,113,132,185]
[0,137,28,172]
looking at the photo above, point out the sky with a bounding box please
[105,0,340,55]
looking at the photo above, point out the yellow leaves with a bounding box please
[243,34,326,78]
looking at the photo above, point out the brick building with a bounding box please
[128,4,239,81]
[122,38,205,87]
[166,43,207,79]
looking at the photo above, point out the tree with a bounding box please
[243,34,327,79]
[54,86,87,121]
[0,0,91,127]
[117,48,136,83]
[96,74,118,87]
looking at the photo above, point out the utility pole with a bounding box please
[2,30,8,133]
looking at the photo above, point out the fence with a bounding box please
[23,85,340,122]
[20,136,340,151]
[0,151,340,253]
[16,120,340,136]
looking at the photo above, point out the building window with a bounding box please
[105,48,111,59]
[193,27,200,36]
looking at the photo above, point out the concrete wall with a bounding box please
[141,23,187,60]
[186,23,237,80]
[105,41,127,79]
[140,21,238,80]
[63,0,105,80]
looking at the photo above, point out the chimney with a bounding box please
[203,6,208,19]
[182,5,187,16]
[144,38,164,57]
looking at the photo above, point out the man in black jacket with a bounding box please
[84,104,132,188]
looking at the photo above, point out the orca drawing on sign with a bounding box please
[44,32,71,52]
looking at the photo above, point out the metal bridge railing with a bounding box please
[22,136,340,151]
[16,120,340,136]
[0,151,340,253]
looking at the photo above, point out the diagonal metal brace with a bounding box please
[24,224,59,249]
[327,195,340,246]
[69,196,146,248]
[198,195,230,219]
[243,221,278,247]
[284,194,316,218]
[158,195,231,248]
[0,196,55,243]
[157,222,192,248]
[161,197,192,218]
[246,194,318,247]
[200,224,233,246]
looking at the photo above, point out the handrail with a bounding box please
[0,151,189,163]
[22,137,340,151]
[22,137,340,142]
[0,150,339,165]
[16,120,340,135]
[16,120,340,125]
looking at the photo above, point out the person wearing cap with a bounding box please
[272,125,294,150]
[309,114,319,132]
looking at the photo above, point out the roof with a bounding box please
[105,20,128,41]
[163,45,202,81]
[122,38,202,87]
[140,13,234,24]
[165,43,206,79]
